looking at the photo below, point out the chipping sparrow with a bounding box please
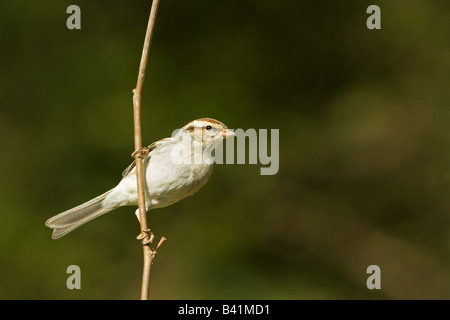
[45,118,235,239]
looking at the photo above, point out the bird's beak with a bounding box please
[221,129,235,138]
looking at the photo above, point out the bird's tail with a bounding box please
[45,189,116,239]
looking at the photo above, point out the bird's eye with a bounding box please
[206,125,213,131]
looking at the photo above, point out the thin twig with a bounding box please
[132,0,162,300]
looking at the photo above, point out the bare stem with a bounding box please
[132,0,161,301]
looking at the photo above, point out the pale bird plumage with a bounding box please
[45,118,234,239]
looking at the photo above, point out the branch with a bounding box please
[132,0,163,300]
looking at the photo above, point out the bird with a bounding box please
[45,118,235,239]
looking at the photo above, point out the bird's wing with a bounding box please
[121,138,173,177]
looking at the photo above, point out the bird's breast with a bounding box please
[145,155,213,209]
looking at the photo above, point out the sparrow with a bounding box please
[45,118,235,239]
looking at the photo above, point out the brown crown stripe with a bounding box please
[196,118,226,127]
[183,118,227,130]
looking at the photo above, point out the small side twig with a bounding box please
[132,0,163,300]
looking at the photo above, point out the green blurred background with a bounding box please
[0,0,449,299]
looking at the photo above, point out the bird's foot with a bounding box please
[132,147,149,159]
[137,229,154,245]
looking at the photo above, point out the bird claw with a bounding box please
[132,147,149,159]
[137,229,154,245]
